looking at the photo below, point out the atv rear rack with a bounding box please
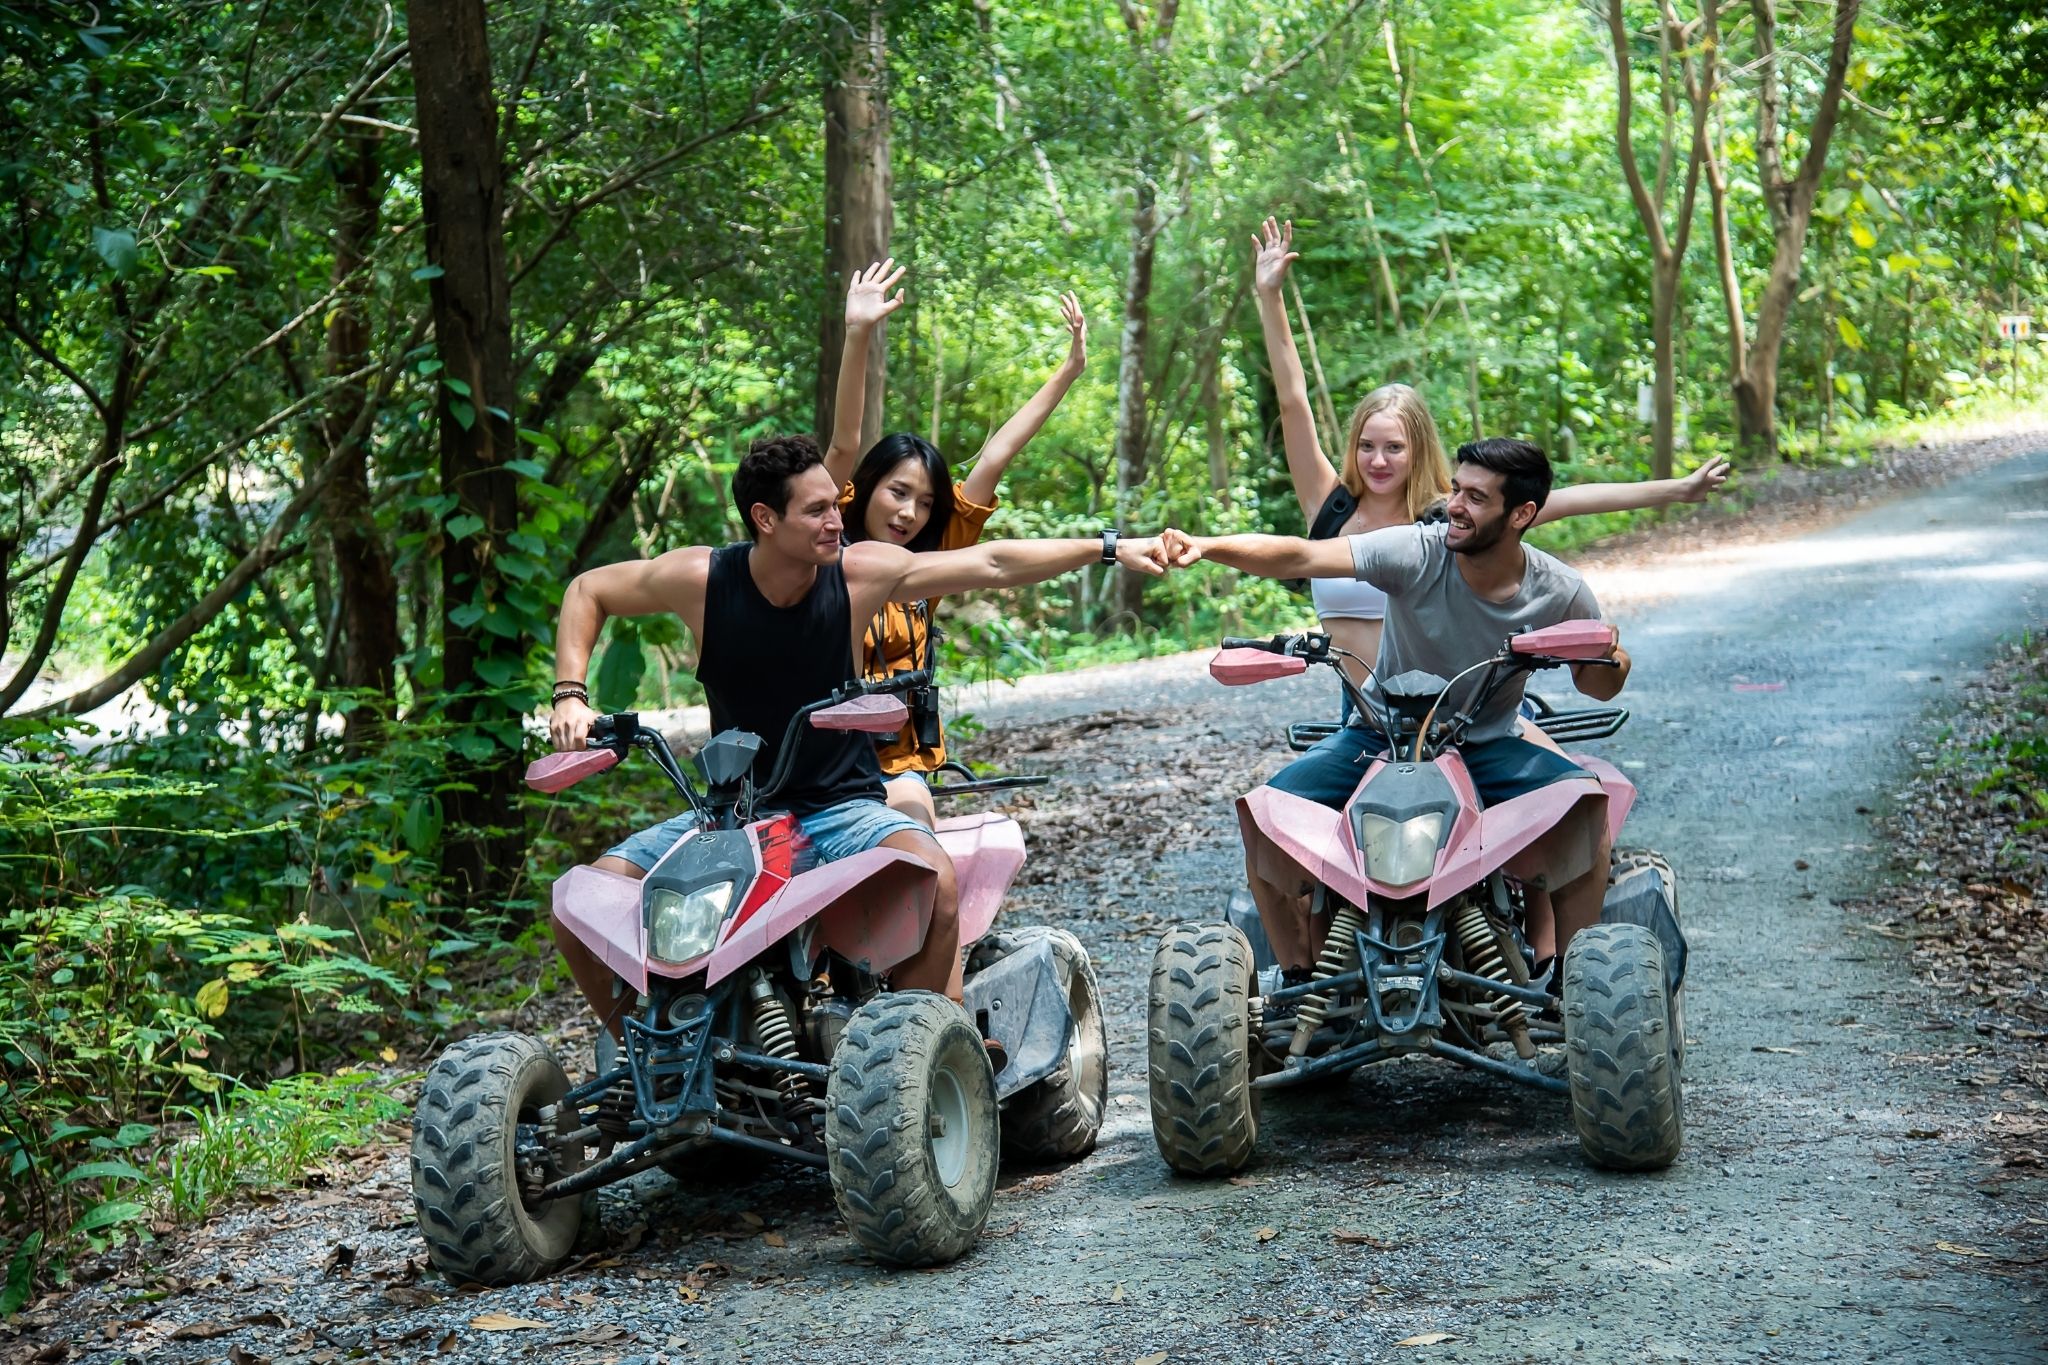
[1284,698,1630,753]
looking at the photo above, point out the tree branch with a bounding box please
[1182,0,1372,126]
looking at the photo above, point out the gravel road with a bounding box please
[22,448,2048,1365]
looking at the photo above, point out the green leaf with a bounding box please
[1884,252,1919,275]
[2,1233,43,1316]
[68,1200,148,1237]
[516,428,561,455]
[445,514,484,542]
[1848,221,1876,250]
[448,601,486,629]
[61,1160,149,1185]
[411,264,445,281]
[92,226,138,277]
[472,655,521,687]
[78,28,110,57]
[1836,316,1864,350]
[185,264,236,278]
[495,553,539,581]
[504,458,548,480]
[441,377,472,398]
[450,730,496,764]
[195,977,229,1018]
[400,795,443,852]
[109,1123,155,1149]
[594,626,646,712]
[479,606,522,640]
[448,399,476,431]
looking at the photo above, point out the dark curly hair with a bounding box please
[1454,437,1553,515]
[844,433,955,554]
[732,434,824,540]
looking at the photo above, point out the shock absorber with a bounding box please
[1291,905,1367,1057]
[745,971,813,1115]
[1454,902,1535,1058]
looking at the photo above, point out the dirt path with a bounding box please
[21,447,2048,1365]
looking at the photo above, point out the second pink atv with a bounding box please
[1148,623,1686,1177]
[410,672,1107,1285]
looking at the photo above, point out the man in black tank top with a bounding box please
[547,433,1171,1014]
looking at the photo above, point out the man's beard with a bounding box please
[1449,512,1510,555]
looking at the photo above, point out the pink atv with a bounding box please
[409,672,1107,1284]
[1147,623,1686,1176]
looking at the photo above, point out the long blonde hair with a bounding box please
[1338,383,1450,523]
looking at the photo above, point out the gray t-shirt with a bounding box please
[1347,522,1604,741]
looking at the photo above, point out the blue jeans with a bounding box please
[603,797,932,873]
[1273,724,1590,810]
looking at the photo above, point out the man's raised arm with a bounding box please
[550,548,709,750]
[847,535,1167,606]
[1162,531,1354,581]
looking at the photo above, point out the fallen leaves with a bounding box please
[1753,1045,1804,1055]
[1134,1353,1168,1365]
[1398,1331,1458,1346]
[168,1322,239,1341]
[469,1312,548,1331]
[1332,1229,1395,1250]
[1933,1241,1996,1259]
[1254,1226,1279,1243]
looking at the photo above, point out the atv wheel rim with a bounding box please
[930,1058,971,1188]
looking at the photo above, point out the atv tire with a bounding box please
[1611,849,1686,1072]
[411,1032,584,1286]
[1562,923,1684,1171]
[1147,923,1261,1177]
[825,992,998,1266]
[973,926,1109,1163]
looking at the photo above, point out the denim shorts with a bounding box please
[1272,723,1591,810]
[603,796,933,873]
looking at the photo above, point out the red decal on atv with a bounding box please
[730,815,802,931]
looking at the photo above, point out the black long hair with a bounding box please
[844,432,955,553]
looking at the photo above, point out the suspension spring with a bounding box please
[1453,901,1534,1058]
[746,972,813,1115]
[1290,905,1366,1057]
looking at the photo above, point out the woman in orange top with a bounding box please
[824,293,1088,827]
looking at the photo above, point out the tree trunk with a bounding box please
[321,126,399,750]
[1732,363,1778,461]
[1203,333,1229,508]
[1731,0,1861,462]
[1111,170,1158,625]
[816,1,892,450]
[1649,261,1679,480]
[409,0,526,908]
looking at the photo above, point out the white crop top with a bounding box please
[1310,573,1388,621]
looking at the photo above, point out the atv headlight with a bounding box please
[1357,812,1446,886]
[647,881,733,964]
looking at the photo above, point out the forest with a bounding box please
[2,0,2043,1305]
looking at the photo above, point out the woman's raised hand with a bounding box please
[1058,291,1087,368]
[845,259,907,332]
[1251,217,1299,296]
[1676,455,1732,503]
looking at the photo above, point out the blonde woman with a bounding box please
[1251,217,1727,709]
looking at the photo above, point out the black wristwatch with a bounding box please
[1101,528,1121,564]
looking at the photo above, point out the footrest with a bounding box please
[928,761,1051,798]
[1532,705,1629,743]
[1286,721,1344,752]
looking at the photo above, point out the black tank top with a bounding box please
[696,543,883,814]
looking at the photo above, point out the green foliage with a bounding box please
[157,1072,406,1224]
[0,713,408,1304]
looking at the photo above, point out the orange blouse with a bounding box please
[838,481,998,774]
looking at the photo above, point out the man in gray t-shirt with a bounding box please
[1349,518,1604,742]
[1166,437,1632,964]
